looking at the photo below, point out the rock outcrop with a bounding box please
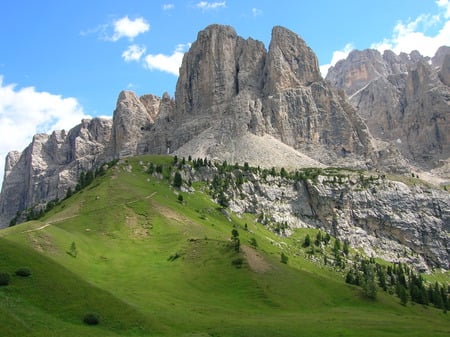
[326,48,450,173]
[166,25,374,167]
[181,165,449,271]
[0,118,112,227]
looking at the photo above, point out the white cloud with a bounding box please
[319,43,354,77]
[0,76,90,186]
[196,1,226,11]
[437,0,450,18]
[252,8,263,17]
[163,4,175,10]
[370,10,450,57]
[111,16,150,41]
[143,44,190,76]
[122,44,146,62]
[320,1,450,77]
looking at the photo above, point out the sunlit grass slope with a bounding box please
[0,155,448,337]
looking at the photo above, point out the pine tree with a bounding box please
[173,172,183,188]
[362,263,377,300]
[303,234,311,247]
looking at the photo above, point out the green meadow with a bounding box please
[0,155,448,337]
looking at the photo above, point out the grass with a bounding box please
[0,155,448,337]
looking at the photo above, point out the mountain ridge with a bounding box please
[1,25,449,273]
[326,46,450,174]
[1,24,378,228]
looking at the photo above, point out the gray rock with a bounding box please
[0,118,112,227]
[327,47,450,174]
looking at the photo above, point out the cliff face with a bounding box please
[181,165,449,271]
[326,48,450,172]
[0,118,112,227]
[166,25,374,167]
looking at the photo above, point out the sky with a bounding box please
[0,0,449,186]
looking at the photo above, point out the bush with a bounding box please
[249,237,258,247]
[281,252,289,264]
[231,258,244,268]
[83,313,100,325]
[0,272,10,286]
[15,267,32,277]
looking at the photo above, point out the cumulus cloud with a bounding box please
[437,0,450,18]
[0,76,89,185]
[196,1,226,11]
[163,3,175,10]
[320,1,450,77]
[122,44,146,62]
[319,43,354,77]
[143,44,190,76]
[370,10,450,56]
[111,16,150,41]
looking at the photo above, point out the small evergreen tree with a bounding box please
[281,252,289,264]
[231,229,240,252]
[315,231,322,246]
[68,241,78,258]
[362,263,377,300]
[173,172,183,188]
[398,284,408,306]
[303,234,311,247]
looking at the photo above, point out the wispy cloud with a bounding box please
[321,1,450,76]
[252,8,262,17]
[196,1,226,11]
[122,44,147,62]
[319,43,354,77]
[143,44,190,76]
[0,76,90,185]
[162,3,175,10]
[111,16,150,41]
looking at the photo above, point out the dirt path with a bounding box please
[241,245,271,273]
[21,223,51,233]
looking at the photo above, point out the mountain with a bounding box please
[326,47,450,175]
[0,156,448,337]
[0,25,449,272]
[0,24,377,228]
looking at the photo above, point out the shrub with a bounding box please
[231,258,244,268]
[281,252,289,264]
[83,313,100,325]
[249,237,258,247]
[15,267,32,277]
[0,272,10,286]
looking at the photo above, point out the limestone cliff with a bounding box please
[0,118,112,227]
[326,47,450,173]
[181,164,449,271]
[167,25,374,167]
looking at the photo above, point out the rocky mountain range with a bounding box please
[326,46,450,175]
[0,24,449,270]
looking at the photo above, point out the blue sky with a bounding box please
[0,0,449,185]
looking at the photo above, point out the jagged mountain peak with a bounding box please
[327,45,450,174]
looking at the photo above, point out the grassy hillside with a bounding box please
[0,155,448,337]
